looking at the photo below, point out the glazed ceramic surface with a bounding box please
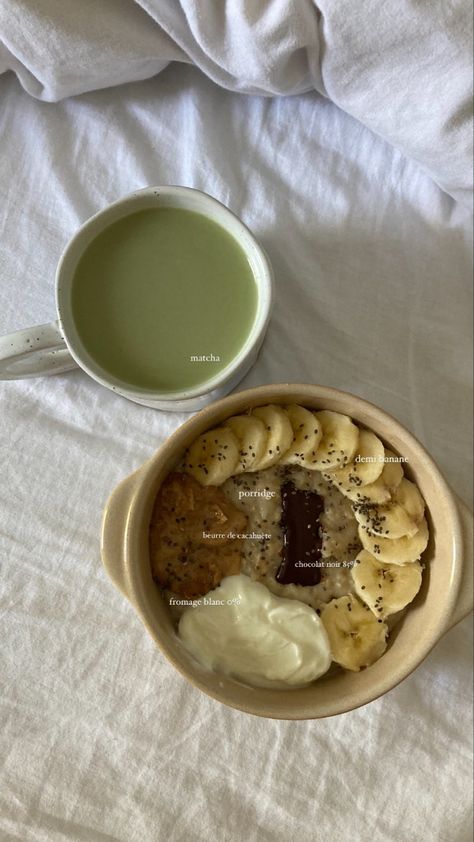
[101,384,473,719]
[0,187,273,411]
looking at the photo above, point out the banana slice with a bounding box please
[352,550,423,618]
[392,477,425,521]
[341,450,404,504]
[279,404,323,467]
[321,594,388,671]
[353,478,425,539]
[184,426,240,486]
[322,429,385,488]
[251,404,293,469]
[224,414,267,473]
[308,410,359,470]
[358,517,429,564]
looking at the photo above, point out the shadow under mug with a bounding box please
[0,186,274,411]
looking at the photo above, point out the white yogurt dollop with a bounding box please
[178,574,332,688]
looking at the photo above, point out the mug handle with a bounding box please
[0,320,79,380]
[101,467,146,602]
[445,493,473,631]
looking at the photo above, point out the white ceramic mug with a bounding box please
[0,186,273,411]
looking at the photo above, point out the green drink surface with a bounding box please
[71,207,258,392]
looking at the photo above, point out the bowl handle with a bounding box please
[445,493,473,631]
[101,468,145,602]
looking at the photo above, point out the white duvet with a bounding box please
[0,0,472,201]
[0,2,472,841]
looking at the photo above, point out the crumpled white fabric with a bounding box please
[0,57,472,840]
[0,0,472,202]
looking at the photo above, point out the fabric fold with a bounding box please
[0,0,472,203]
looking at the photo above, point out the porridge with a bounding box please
[222,465,360,610]
[149,404,429,687]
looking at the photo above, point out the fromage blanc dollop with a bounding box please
[178,574,332,688]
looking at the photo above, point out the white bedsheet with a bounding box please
[0,56,472,842]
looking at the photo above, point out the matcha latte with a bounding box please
[71,207,258,392]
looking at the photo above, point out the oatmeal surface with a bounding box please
[222,464,362,610]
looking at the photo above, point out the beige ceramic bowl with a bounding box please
[101,384,473,719]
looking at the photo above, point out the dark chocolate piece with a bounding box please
[276,481,324,586]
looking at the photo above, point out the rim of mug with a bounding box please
[55,186,274,401]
